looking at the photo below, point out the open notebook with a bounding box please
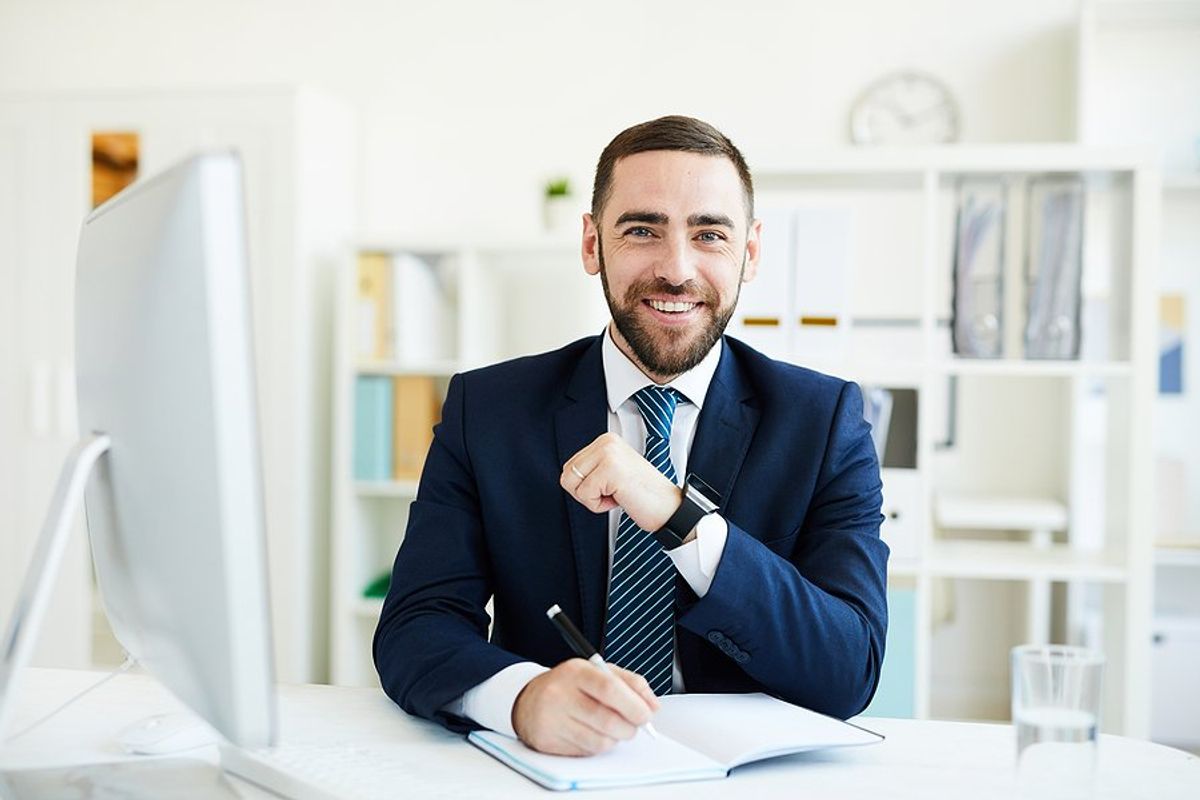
[468,693,883,791]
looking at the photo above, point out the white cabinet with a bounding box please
[1151,616,1200,748]
[0,88,355,683]
[879,468,921,563]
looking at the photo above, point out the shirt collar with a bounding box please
[601,323,722,414]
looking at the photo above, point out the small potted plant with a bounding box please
[543,176,576,233]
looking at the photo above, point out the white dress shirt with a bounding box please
[445,327,729,735]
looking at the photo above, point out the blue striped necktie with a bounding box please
[602,386,682,696]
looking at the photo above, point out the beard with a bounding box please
[598,240,741,378]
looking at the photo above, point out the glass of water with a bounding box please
[1011,644,1105,800]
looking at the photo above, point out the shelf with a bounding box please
[934,359,1132,378]
[800,358,926,383]
[355,480,420,498]
[356,360,459,377]
[1155,543,1200,567]
[935,494,1068,532]
[924,541,1127,582]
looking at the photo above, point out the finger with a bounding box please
[559,714,619,756]
[612,666,661,711]
[574,464,617,514]
[578,666,655,726]
[568,692,638,742]
[560,452,599,493]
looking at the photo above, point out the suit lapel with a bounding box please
[554,337,609,648]
[686,340,759,512]
[553,337,759,650]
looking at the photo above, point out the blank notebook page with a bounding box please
[654,693,882,768]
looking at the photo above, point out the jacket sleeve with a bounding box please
[372,373,525,733]
[676,380,889,718]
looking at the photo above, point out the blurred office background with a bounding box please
[1,0,1197,751]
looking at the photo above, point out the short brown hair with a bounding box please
[591,115,754,224]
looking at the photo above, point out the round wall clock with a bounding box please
[849,71,961,145]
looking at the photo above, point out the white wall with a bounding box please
[0,0,1079,242]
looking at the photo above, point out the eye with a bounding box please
[622,226,655,238]
[696,231,727,243]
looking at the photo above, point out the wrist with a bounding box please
[511,676,539,743]
[636,484,683,532]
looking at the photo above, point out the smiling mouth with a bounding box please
[645,298,701,314]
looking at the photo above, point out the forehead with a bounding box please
[606,151,745,223]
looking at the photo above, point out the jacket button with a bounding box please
[735,651,750,664]
[707,630,723,644]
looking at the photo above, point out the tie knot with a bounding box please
[632,386,682,441]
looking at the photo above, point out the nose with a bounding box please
[654,233,698,287]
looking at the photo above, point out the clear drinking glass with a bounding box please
[1011,644,1105,800]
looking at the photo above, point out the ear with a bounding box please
[741,217,762,283]
[582,213,601,276]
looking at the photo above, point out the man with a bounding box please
[374,115,888,757]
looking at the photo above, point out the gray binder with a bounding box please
[951,180,1006,358]
[1024,178,1084,360]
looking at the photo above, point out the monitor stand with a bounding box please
[0,434,111,740]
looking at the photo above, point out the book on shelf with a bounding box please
[792,206,852,360]
[468,693,882,791]
[392,252,456,365]
[356,252,393,361]
[392,375,440,480]
[1024,178,1083,360]
[353,376,393,481]
[951,180,1006,359]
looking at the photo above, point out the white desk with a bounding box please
[2,669,1196,799]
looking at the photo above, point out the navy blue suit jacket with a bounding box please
[374,335,889,732]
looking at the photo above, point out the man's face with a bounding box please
[582,151,761,381]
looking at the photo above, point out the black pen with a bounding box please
[545,604,660,739]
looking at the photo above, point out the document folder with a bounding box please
[951,180,1006,358]
[1024,179,1084,360]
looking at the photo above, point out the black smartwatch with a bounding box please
[653,474,721,550]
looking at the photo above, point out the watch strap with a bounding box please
[654,476,721,550]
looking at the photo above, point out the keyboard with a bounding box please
[220,742,420,800]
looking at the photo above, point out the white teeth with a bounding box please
[649,299,697,313]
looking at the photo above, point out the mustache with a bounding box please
[623,277,718,305]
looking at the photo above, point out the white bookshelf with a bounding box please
[747,145,1156,736]
[330,147,1156,739]
[1076,0,1200,748]
[329,239,607,686]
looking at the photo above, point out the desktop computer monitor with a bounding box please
[0,151,277,748]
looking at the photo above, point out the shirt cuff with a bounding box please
[444,661,549,737]
[666,512,728,597]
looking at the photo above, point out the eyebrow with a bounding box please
[612,210,736,228]
[614,210,668,226]
[688,212,735,228]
